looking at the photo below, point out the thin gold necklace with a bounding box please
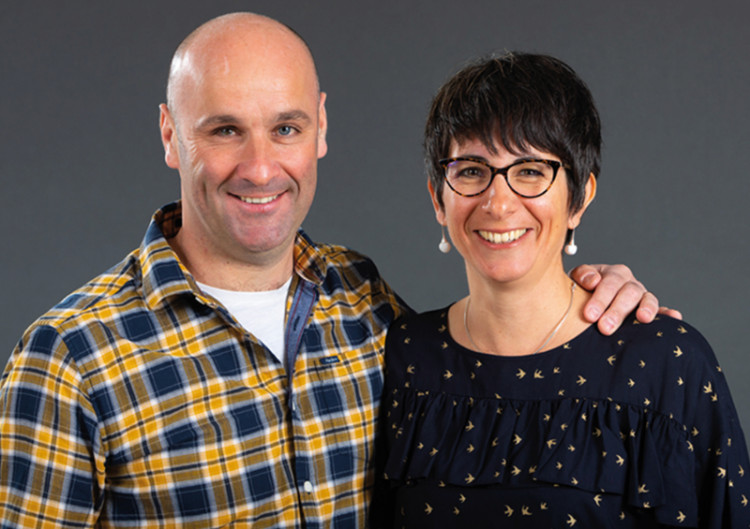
[463,282,576,355]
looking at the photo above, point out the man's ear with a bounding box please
[568,172,597,229]
[159,103,180,170]
[316,92,328,159]
[428,180,446,225]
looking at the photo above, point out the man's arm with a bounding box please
[570,264,683,336]
[0,326,101,527]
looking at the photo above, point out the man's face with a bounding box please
[160,30,327,271]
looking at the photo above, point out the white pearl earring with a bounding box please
[564,229,578,256]
[439,226,451,253]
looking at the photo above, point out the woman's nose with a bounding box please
[481,175,518,216]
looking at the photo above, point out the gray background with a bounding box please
[2,1,749,430]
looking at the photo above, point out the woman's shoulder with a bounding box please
[609,313,717,369]
[387,307,453,347]
[385,306,457,373]
[600,314,734,416]
[390,307,451,332]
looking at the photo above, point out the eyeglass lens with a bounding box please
[444,159,555,197]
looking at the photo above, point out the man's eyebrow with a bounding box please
[196,114,241,129]
[196,111,313,130]
[276,110,312,124]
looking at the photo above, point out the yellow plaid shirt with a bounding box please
[0,202,408,528]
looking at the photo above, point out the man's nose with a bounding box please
[236,134,276,183]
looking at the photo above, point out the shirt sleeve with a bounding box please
[0,324,103,527]
[679,328,750,528]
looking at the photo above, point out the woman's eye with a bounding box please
[514,163,549,177]
[459,166,484,178]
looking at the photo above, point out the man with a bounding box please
[0,12,672,528]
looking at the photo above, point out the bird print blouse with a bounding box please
[378,310,750,528]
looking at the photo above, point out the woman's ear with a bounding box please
[568,173,597,229]
[428,180,446,225]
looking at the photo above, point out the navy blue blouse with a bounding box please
[379,310,750,528]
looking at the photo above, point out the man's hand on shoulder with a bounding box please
[570,264,683,336]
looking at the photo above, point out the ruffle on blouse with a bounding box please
[383,389,698,526]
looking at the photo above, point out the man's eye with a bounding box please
[214,127,237,136]
[277,125,296,136]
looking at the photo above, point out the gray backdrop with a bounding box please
[3,1,749,431]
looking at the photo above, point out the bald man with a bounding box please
[0,12,670,528]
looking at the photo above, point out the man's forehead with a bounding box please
[170,51,319,123]
[183,41,316,94]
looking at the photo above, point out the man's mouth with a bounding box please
[477,228,527,244]
[238,194,280,205]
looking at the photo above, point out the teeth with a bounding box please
[239,195,278,204]
[478,228,527,244]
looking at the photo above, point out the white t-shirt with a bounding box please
[197,277,293,364]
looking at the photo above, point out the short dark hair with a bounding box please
[424,52,601,212]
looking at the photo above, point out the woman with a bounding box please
[378,53,750,527]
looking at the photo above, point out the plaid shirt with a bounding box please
[0,202,408,528]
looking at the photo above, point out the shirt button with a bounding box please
[303,481,313,493]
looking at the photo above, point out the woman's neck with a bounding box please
[449,271,591,357]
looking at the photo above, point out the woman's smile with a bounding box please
[476,228,528,245]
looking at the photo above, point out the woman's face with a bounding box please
[429,138,595,289]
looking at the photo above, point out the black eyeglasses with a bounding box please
[439,157,567,198]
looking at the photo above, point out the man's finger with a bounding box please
[588,279,646,335]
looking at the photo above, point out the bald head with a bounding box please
[166,13,320,117]
[157,12,327,284]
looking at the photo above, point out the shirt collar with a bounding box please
[292,229,327,286]
[138,201,196,309]
[138,201,328,309]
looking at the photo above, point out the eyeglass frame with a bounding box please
[438,156,569,198]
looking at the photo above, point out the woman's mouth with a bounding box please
[477,228,528,244]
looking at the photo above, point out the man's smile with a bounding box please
[237,193,282,205]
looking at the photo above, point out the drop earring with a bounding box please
[564,229,578,256]
[438,226,452,254]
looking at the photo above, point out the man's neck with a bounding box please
[169,229,295,292]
